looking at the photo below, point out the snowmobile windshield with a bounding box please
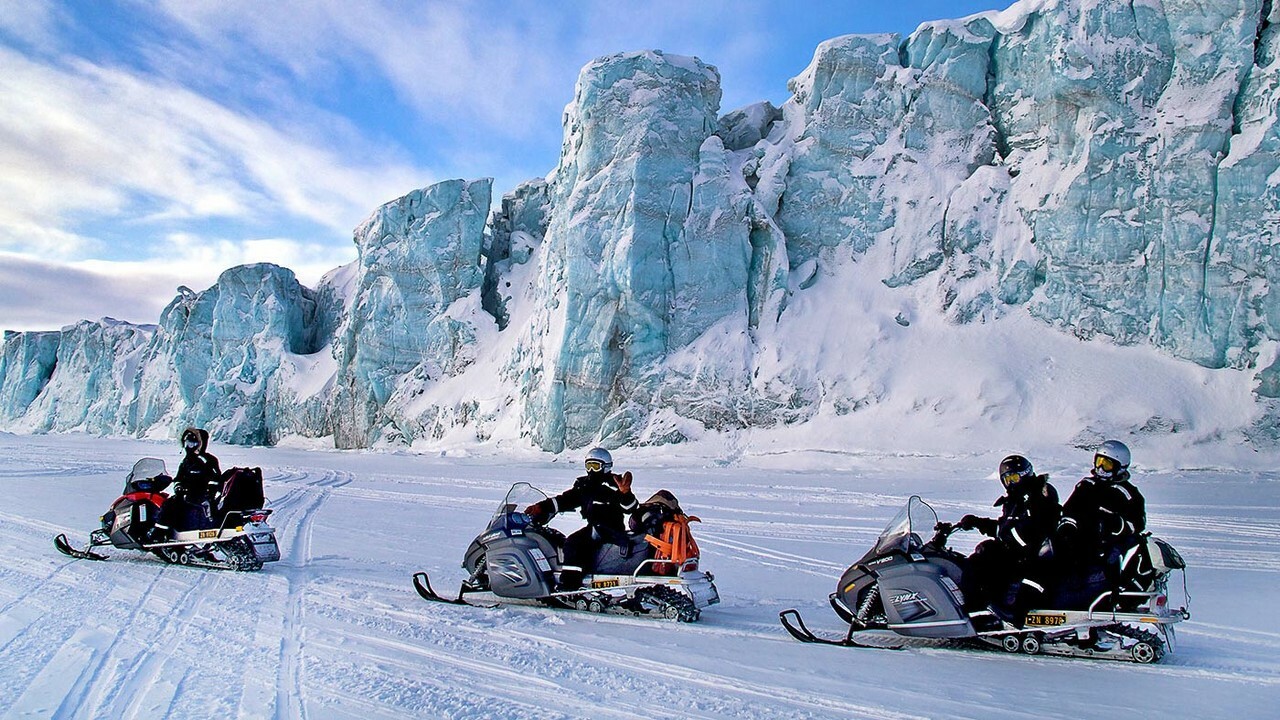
[128,458,168,482]
[866,495,939,558]
[492,482,549,525]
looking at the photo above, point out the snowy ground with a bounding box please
[1,432,1277,719]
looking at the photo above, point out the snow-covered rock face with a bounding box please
[333,179,493,448]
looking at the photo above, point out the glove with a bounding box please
[958,514,981,531]
[615,471,632,494]
[523,504,547,522]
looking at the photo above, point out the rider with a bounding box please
[1055,440,1146,601]
[959,454,1060,628]
[524,447,638,592]
[153,427,223,539]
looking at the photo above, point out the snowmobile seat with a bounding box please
[157,495,215,532]
[593,534,658,576]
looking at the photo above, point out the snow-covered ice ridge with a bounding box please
[2,0,1279,455]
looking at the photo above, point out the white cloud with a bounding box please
[0,44,430,257]
[0,0,62,48]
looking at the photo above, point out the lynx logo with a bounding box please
[890,591,922,605]
[1025,613,1067,627]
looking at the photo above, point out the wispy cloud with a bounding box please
[0,45,429,257]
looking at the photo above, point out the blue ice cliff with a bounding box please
[1,0,1278,453]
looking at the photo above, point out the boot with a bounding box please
[558,568,583,592]
[1006,578,1047,629]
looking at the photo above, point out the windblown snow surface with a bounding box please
[1,432,1276,719]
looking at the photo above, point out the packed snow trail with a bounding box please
[0,433,1277,718]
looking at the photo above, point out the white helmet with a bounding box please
[584,447,613,473]
[1093,440,1131,480]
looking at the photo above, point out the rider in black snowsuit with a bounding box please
[154,427,222,537]
[960,454,1060,628]
[1055,440,1146,601]
[524,447,638,591]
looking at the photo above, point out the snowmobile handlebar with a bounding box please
[931,521,958,548]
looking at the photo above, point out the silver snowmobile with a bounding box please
[780,495,1189,663]
[54,457,281,571]
[413,482,719,621]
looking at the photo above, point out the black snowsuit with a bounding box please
[1056,472,1146,592]
[157,428,222,534]
[962,474,1061,616]
[530,471,638,590]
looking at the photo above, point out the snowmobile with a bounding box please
[413,482,720,621]
[779,495,1189,663]
[54,457,281,571]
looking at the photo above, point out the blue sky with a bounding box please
[0,0,1011,332]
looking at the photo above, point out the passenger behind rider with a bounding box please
[958,454,1061,629]
[1054,440,1146,604]
[523,447,638,591]
[153,427,222,540]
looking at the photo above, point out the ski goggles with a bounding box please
[585,459,608,472]
[1094,454,1121,473]
[1000,470,1029,489]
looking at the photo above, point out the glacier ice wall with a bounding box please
[333,178,493,448]
[0,330,59,423]
[2,0,1279,451]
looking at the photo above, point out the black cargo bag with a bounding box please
[217,466,266,518]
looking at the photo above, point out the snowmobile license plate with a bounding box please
[1025,613,1067,627]
[591,579,620,589]
[198,530,219,539]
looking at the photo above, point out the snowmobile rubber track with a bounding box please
[153,536,263,571]
[778,609,904,649]
[414,571,702,621]
[629,584,700,622]
[54,533,108,561]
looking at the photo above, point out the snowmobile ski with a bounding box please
[412,572,498,608]
[778,609,903,649]
[54,533,109,561]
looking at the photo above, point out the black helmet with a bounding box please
[998,454,1035,492]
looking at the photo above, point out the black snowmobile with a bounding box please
[413,482,719,621]
[54,457,281,571]
[780,496,1189,663]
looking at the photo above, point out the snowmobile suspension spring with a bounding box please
[855,585,879,623]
